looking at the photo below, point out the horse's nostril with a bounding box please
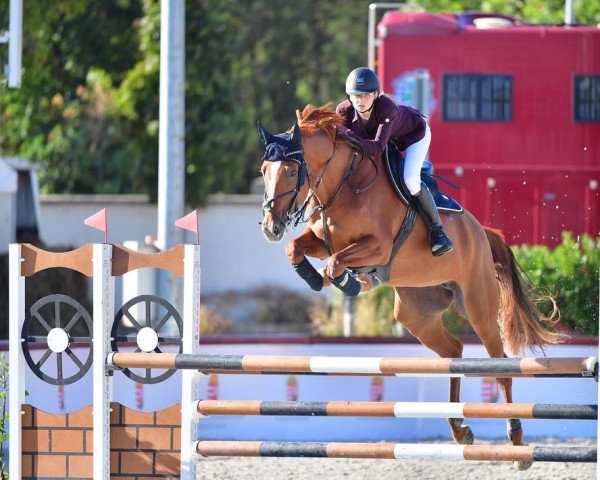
[273,225,280,236]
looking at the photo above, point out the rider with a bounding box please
[335,67,453,257]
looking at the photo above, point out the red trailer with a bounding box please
[376,11,600,245]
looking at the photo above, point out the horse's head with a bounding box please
[258,121,307,242]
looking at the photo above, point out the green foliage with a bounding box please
[311,233,600,337]
[0,0,598,202]
[513,233,600,335]
[354,286,397,336]
[311,287,398,336]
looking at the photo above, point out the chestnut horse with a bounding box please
[258,104,560,469]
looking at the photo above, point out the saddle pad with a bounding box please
[386,146,463,213]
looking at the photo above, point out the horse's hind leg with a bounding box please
[393,287,473,445]
[459,276,532,470]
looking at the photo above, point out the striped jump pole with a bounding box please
[193,400,598,420]
[193,441,597,463]
[107,352,598,378]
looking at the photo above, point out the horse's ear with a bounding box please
[257,121,275,145]
[291,122,302,145]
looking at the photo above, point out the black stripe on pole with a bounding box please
[532,446,597,463]
[532,404,598,420]
[449,358,523,374]
[259,401,329,416]
[258,441,329,457]
[174,354,244,370]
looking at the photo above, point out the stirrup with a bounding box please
[430,229,453,257]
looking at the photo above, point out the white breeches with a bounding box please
[403,124,431,195]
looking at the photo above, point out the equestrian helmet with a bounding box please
[345,67,380,95]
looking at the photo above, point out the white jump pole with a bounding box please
[8,243,25,479]
[93,243,114,480]
[180,244,201,479]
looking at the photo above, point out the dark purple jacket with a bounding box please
[335,95,426,158]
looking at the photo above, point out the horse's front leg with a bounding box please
[323,235,390,295]
[285,228,330,291]
[324,234,388,278]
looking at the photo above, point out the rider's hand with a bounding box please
[335,124,354,139]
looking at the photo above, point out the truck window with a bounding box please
[442,74,512,122]
[574,75,600,123]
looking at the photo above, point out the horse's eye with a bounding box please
[289,170,297,178]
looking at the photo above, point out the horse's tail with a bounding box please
[483,227,564,356]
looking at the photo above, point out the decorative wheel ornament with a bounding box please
[111,294,183,384]
[22,294,93,385]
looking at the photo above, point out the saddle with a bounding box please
[346,143,463,288]
[384,143,463,213]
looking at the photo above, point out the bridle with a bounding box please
[261,137,308,228]
[259,121,378,234]
[261,131,337,229]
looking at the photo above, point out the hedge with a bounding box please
[512,232,599,335]
[325,232,599,337]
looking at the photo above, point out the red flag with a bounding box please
[83,208,108,243]
[175,210,200,244]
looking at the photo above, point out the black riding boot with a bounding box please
[413,182,454,257]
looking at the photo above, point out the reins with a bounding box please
[262,125,380,245]
[302,134,380,256]
[296,133,378,230]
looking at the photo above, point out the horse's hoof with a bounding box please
[514,460,533,471]
[459,427,474,445]
[454,425,474,445]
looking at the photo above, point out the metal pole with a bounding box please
[157,0,186,321]
[368,3,409,71]
[7,0,23,87]
[343,295,356,336]
[564,0,574,26]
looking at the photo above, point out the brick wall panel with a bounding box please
[21,454,33,477]
[22,429,50,452]
[24,404,184,478]
[172,427,181,451]
[155,452,181,475]
[22,405,34,427]
[110,451,120,474]
[35,410,67,428]
[68,406,93,427]
[119,451,155,475]
[34,454,67,478]
[123,408,155,425]
[111,402,123,425]
[111,425,139,449]
[138,477,177,480]
[68,454,93,478]
[155,404,181,425]
[51,429,84,453]
[84,430,93,453]
[138,427,173,450]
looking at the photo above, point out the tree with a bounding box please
[0,0,597,204]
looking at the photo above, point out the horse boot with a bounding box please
[413,182,454,257]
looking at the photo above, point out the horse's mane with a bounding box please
[294,103,344,141]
